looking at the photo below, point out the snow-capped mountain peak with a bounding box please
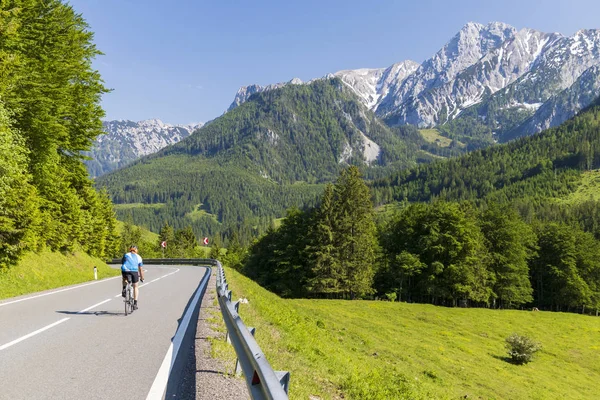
[86,119,204,177]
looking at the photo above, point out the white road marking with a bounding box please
[146,269,208,400]
[113,268,180,297]
[0,318,70,351]
[0,266,184,352]
[0,277,120,308]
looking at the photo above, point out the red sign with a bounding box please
[203,237,209,245]
[161,241,167,248]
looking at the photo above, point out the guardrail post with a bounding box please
[275,371,291,394]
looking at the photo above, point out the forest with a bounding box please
[241,102,600,313]
[0,0,119,270]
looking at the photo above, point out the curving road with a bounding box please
[0,265,209,400]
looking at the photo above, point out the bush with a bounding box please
[385,292,397,302]
[505,333,541,364]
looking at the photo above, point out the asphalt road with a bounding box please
[0,265,209,400]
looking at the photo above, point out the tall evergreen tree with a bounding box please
[306,184,341,296]
[0,102,40,268]
[333,166,377,298]
[158,222,175,257]
[0,0,115,262]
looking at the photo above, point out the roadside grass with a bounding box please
[223,267,600,400]
[0,249,119,300]
[206,293,239,375]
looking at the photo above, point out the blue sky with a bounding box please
[68,0,600,125]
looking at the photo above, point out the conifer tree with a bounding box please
[306,184,341,296]
[332,166,377,298]
[158,222,175,257]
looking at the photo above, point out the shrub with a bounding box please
[385,292,397,302]
[505,333,541,364]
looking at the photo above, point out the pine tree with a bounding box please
[306,184,341,296]
[332,166,377,298]
[210,236,222,260]
[0,102,40,268]
[158,222,175,258]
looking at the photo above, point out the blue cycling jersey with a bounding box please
[121,252,143,272]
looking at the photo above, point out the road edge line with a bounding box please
[146,267,211,400]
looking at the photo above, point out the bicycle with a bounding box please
[124,277,135,315]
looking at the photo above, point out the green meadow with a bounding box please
[0,249,119,300]
[223,267,600,400]
[419,129,463,148]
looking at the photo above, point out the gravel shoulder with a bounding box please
[177,271,250,400]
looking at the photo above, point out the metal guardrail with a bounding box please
[109,258,218,266]
[215,261,290,399]
[109,257,290,399]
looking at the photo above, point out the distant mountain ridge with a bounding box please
[229,22,600,144]
[84,119,203,177]
[97,79,438,240]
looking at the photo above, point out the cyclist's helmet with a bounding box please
[129,245,138,252]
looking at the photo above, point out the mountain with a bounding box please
[377,22,517,117]
[84,119,203,177]
[228,78,304,111]
[372,96,600,207]
[506,65,600,140]
[228,22,600,148]
[96,79,438,241]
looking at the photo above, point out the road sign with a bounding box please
[161,241,167,248]
[203,237,209,245]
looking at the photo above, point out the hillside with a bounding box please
[371,98,600,209]
[224,267,600,400]
[97,79,444,240]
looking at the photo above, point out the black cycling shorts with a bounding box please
[122,271,140,284]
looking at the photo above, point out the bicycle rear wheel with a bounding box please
[128,286,135,314]
[124,284,131,315]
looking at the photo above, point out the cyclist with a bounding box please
[121,245,144,310]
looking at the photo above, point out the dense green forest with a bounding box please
[96,79,453,243]
[242,102,600,313]
[0,0,118,269]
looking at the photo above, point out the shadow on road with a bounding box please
[55,310,125,316]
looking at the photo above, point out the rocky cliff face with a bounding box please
[85,119,203,177]
[227,22,600,142]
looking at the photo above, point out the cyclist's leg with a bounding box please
[121,271,128,297]
[131,271,140,301]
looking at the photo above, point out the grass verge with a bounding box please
[0,249,119,300]
[223,267,600,400]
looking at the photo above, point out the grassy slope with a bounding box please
[224,267,600,400]
[0,249,120,300]
[558,169,600,204]
[115,219,160,243]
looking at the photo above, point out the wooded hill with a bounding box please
[242,101,600,313]
[97,79,451,242]
[0,1,118,270]
[371,97,600,231]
